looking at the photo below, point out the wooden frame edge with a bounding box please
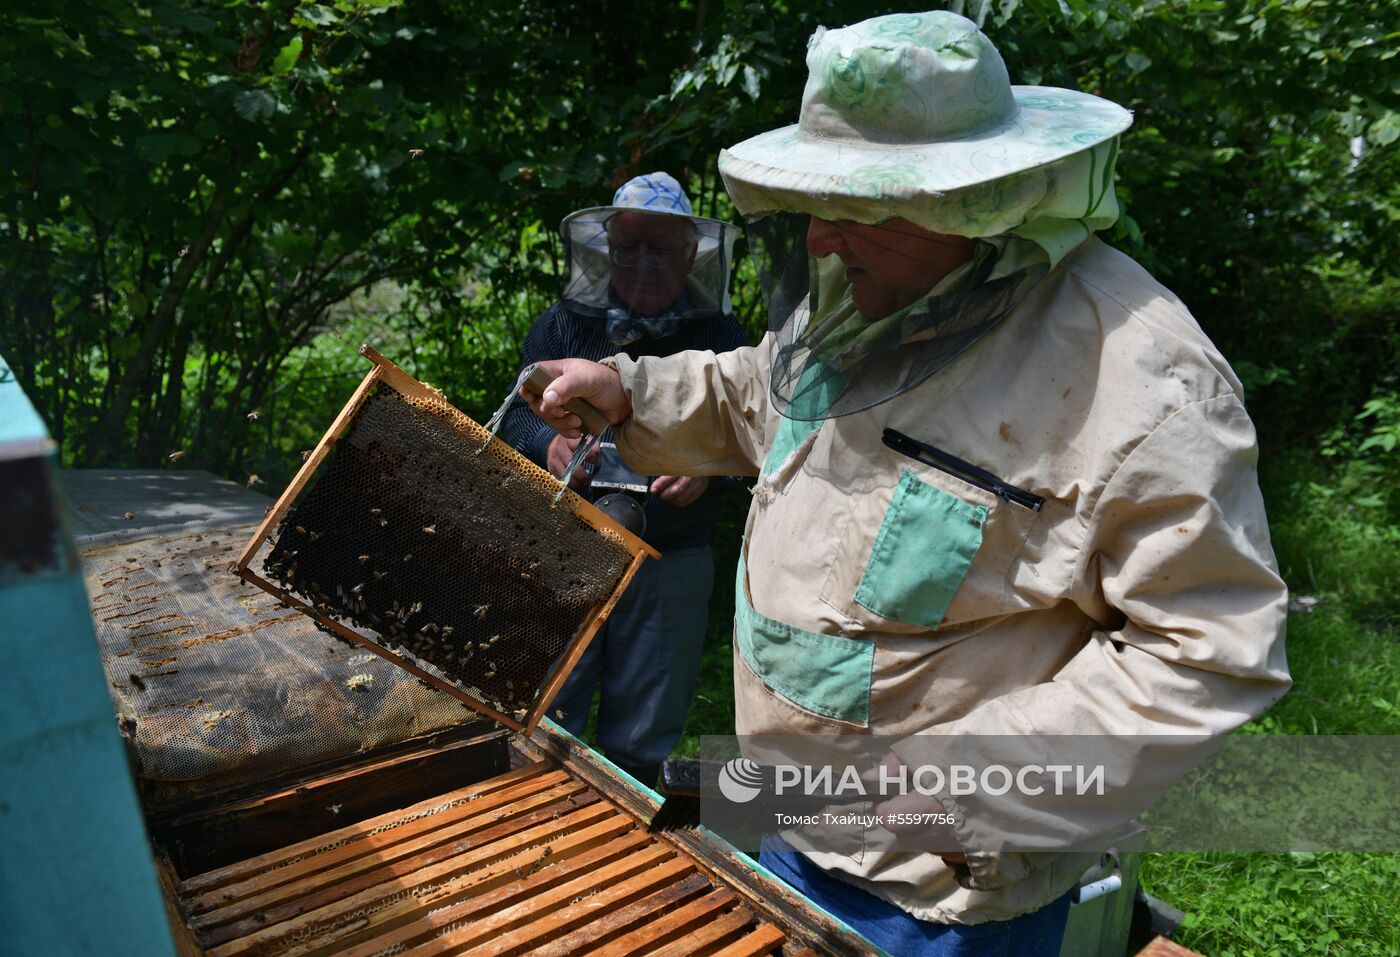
[572,503,662,560]
[154,854,206,957]
[234,343,660,738]
[149,725,512,834]
[514,726,878,957]
[144,723,508,827]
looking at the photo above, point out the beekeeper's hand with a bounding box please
[650,475,707,507]
[547,434,599,489]
[864,752,967,866]
[522,358,631,439]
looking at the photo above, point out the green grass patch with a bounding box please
[1143,853,1400,956]
[1247,606,1400,737]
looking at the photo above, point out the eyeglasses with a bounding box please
[609,245,687,268]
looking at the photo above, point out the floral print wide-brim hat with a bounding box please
[719,11,1134,251]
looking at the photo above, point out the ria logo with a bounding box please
[717,758,765,804]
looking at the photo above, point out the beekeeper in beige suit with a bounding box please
[524,11,1289,956]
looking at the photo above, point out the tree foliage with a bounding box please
[2,0,1396,486]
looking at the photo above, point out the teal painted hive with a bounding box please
[0,353,176,956]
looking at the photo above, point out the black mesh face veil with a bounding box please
[746,213,1048,422]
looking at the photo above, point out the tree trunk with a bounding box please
[89,179,236,463]
[141,317,194,464]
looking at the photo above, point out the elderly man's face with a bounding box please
[608,212,696,316]
[806,217,975,319]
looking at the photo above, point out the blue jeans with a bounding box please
[759,835,1071,957]
[552,545,714,786]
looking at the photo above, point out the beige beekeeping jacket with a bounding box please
[606,236,1290,924]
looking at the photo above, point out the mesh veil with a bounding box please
[559,208,741,320]
[750,214,1047,421]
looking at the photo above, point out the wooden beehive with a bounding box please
[33,358,1191,957]
[157,725,873,957]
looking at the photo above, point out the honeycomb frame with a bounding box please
[234,345,659,733]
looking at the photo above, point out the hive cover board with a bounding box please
[235,346,657,731]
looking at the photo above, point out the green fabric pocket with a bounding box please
[734,556,873,725]
[854,470,987,628]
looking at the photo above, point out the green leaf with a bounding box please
[272,36,304,75]
[234,89,278,121]
[167,11,218,33]
[537,164,570,189]
[1125,51,1152,73]
[1120,213,1143,247]
[499,159,532,182]
[540,95,571,119]
[671,69,696,98]
[71,76,110,105]
[1367,111,1400,146]
[110,334,141,361]
[296,4,339,27]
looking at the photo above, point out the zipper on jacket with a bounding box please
[882,428,1045,512]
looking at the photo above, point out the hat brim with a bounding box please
[720,86,1132,218]
[560,206,741,238]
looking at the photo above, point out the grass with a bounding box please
[1241,602,1400,738]
[1143,853,1400,956]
